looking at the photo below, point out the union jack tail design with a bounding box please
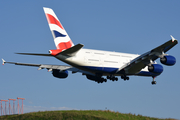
[43,7,74,52]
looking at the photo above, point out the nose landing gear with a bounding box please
[151,76,156,85]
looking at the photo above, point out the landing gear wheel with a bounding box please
[121,75,129,81]
[151,76,156,85]
[107,75,118,82]
[151,81,156,85]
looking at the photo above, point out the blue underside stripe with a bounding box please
[82,66,118,74]
[82,66,161,77]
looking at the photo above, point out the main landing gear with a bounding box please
[121,75,129,81]
[107,75,118,81]
[151,76,156,85]
[97,78,107,83]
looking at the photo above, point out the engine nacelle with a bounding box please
[52,69,68,79]
[160,55,176,66]
[148,64,163,74]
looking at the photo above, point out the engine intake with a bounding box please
[160,55,176,66]
[52,69,68,79]
[148,64,163,74]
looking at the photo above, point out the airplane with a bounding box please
[2,7,178,85]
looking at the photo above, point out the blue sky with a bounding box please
[0,0,180,119]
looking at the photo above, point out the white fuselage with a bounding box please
[55,48,149,76]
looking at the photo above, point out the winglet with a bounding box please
[170,35,176,42]
[2,59,6,65]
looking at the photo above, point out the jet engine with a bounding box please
[160,55,176,66]
[148,64,163,74]
[52,69,68,78]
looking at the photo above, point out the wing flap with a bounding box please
[40,64,72,70]
[118,52,151,74]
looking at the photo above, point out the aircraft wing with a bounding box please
[2,59,93,75]
[118,36,178,74]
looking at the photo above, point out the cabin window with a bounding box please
[88,59,99,61]
[121,55,132,58]
[104,60,118,63]
[94,53,104,55]
[109,54,120,57]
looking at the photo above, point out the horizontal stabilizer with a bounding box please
[16,53,53,56]
[60,43,84,56]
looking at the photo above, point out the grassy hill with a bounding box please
[0,110,176,120]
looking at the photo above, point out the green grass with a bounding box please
[0,110,176,120]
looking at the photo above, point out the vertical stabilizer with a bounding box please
[43,7,74,51]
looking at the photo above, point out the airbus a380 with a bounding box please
[2,7,178,85]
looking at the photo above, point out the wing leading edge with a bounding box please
[117,36,178,75]
[2,59,94,75]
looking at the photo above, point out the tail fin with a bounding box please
[43,7,74,52]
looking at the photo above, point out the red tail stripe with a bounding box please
[49,49,62,56]
[56,41,72,50]
[46,13,64,30]
[50,41,72,56]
